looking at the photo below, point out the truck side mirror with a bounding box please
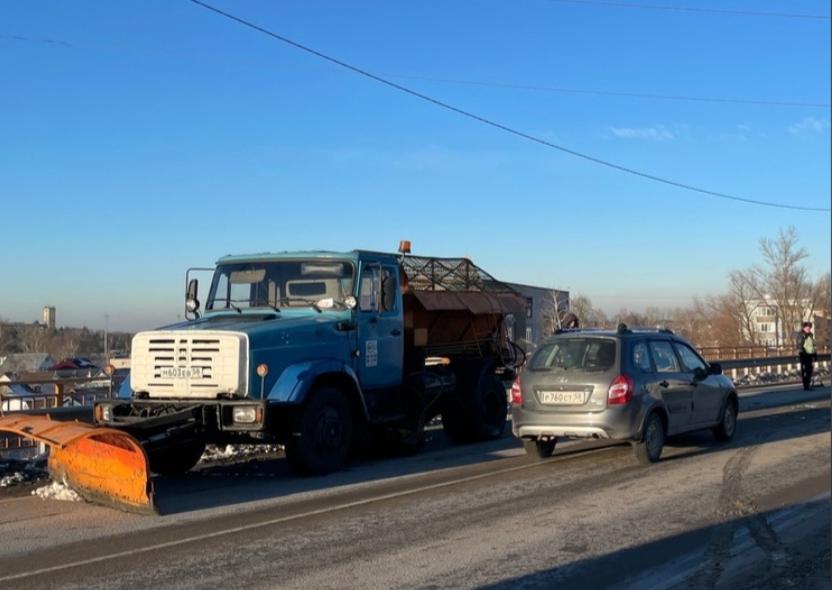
[708,362,722,376]
[186,278,200,318]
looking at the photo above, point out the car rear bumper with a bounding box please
[515,425,611,439]
[511,405,641,441]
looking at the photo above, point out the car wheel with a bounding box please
[285,387,353,476]
[522,438,557,460]
[712,397,738,442]
[633,412,665,465]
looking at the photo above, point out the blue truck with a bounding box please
[94,245,526,476]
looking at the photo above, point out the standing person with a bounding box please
[797,321,817,390]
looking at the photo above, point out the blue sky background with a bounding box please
[1,0,830,331]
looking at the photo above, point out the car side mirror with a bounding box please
[708,362,722,376]
[693,366,708,381]
[186,278,200,319]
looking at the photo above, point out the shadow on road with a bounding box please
[479,497,831,590]
[151,398,829,515]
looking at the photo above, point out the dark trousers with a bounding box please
[799,352,815,389]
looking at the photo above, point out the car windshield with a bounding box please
[529,338,617,372]
[206,260,355,311]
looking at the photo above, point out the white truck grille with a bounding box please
[130,331,249,399]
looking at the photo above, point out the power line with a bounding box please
[383,74,831,109]
[187,0,830,213]
[5,34,828,109]
[547,0,831,20]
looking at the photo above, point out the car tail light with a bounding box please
[608,375,634,405]
[510,375,523,405]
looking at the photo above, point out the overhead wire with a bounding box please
[4,34,828,109]
[187,0,830,213]
[547,0,831,20]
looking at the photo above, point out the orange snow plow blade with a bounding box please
[0,414,155,514]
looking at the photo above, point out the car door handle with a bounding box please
[390,329,401,336]
[659,380,669,388]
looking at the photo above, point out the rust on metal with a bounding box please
[0,414,155,514]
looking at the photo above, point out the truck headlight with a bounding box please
[232,406,258,424]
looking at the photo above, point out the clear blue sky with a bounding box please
[1,0,830,331]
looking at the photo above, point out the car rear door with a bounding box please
[647,339,692,434]
[674,341,724,426]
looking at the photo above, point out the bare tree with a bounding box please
[569,295,609,327]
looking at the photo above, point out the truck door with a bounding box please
[355,262,404,414]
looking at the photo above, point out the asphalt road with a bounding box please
[0,384,828,589]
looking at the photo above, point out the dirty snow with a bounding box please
[0,472,26,487]
[32,481,81,502]
[0,453,49,487]
[733,366,829,387]
[199,443,283,464]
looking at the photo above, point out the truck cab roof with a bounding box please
[216,250,400,265]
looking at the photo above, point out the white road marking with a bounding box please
[0,447,614,583]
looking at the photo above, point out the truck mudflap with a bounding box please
[0,414,155,515]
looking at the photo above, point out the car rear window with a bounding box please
[530,338,617,372]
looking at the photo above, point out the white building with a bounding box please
[42,306,56,330]
[745,297,815,347]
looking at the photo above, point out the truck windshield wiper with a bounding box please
[281,297,323,313]
[227,301,243,314]
[251,300,282,313]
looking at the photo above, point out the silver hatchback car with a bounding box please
[510,326,738,464]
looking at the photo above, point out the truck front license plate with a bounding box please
[540,391,584,405]
[160,367,203,379]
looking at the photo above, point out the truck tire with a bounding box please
[285,387,353,476]
[148,439,206,476]
[442,371,507,443]
[523,438,557,460]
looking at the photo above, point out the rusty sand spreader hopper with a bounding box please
[0,414,155,514]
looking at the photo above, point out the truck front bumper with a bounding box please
[94,399,270,434]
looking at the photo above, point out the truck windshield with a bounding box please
[206,261,355,312]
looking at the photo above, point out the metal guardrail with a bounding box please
[700,345,830,361]
[717,353,831,371]
[0,376,119,451]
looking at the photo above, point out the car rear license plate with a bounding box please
[160,367,203,379]
[539,390,585,405]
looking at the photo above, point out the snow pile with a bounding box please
[734,366,828,387]
[32,481,81,502]
[0,472,26,487]
[199,443,283,464]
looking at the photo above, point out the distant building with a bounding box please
[42,306,56,329]
[505,283,570,351]
[744,297,816,347]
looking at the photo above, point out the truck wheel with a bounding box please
[148,439,206,476]
[442,372,507,443]
[523,438,557,460]
[285,387,353,476]
[472,374,508,440]
[632,412,665,465]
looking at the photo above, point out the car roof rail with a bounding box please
[618,325,675,335]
